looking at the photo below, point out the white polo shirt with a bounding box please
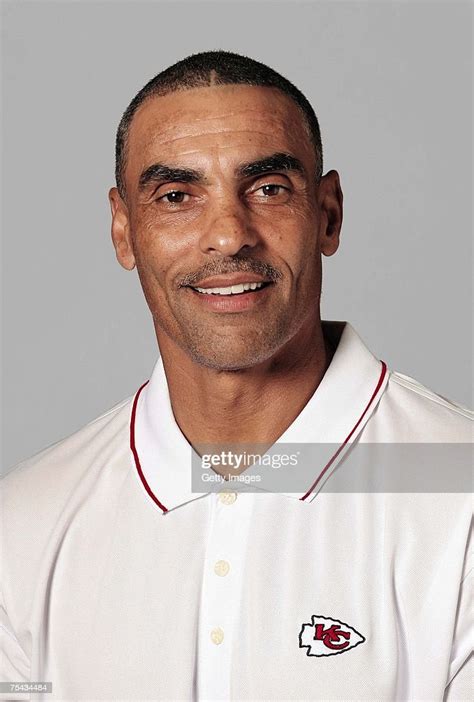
[1,321,472,701]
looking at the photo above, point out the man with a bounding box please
[1,51,471,701]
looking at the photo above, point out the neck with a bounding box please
[156,316,334,449]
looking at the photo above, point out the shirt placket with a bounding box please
[196,489,253,701]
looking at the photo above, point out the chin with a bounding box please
[174,312,298,371]
[185,343,278,372]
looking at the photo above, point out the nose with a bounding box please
[198,196,259,257]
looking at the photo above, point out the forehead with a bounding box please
[125,84,315,183]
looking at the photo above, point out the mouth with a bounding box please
[185,280,274,313]
[191,281,271,296]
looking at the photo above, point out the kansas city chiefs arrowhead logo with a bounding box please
[299,615,365,657]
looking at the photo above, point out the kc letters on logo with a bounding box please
[299,615,366,657]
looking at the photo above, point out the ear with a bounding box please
[108,187,136,271]
[317,170,343,257]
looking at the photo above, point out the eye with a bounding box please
[157,190,190,204]
[258,184,286,197]
[249,182,291,203]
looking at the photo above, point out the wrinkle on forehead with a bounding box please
[126,85,315,185]
[148,120,287,144]
[131,85,309,147]
[135,103,300,144]
[134,83,293,120]
[144,126,295,154]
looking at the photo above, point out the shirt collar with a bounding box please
[131,321,388,514]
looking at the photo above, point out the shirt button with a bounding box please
[218,491,237,505]
[210,627,224,645]
[214,560,230,577]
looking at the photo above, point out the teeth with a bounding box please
[194,281,266,295]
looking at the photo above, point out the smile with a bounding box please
[186,280,273,313]
[192,281,269,296]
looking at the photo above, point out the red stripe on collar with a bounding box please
[130,379,169,515]
[300,360,388,501]
[131,359,387,511]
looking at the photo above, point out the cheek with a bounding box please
[271,213,320,280]
[131,213,189,287]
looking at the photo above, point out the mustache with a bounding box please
[178,257,283,288]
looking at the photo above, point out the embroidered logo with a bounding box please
[299,615,365,657]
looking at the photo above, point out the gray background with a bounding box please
[2,0,472,474]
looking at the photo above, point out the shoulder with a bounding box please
[0,393,137,630]
[373,369,472,442]
[1,394,134,523]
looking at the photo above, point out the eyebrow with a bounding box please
[137,151,306,192]
[138,163,207,191]
[236,152,306,179]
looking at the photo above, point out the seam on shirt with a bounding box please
[390,373,472,420]
[0,620,24,647]
[0,619,31,668]
[443,535,473,690]
[459,565,472,586]
[444,650,473,692]
[82,394,134,427]
[384,499,413,702]
[396,573,414,702]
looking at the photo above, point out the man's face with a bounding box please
[110,85,342,370]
